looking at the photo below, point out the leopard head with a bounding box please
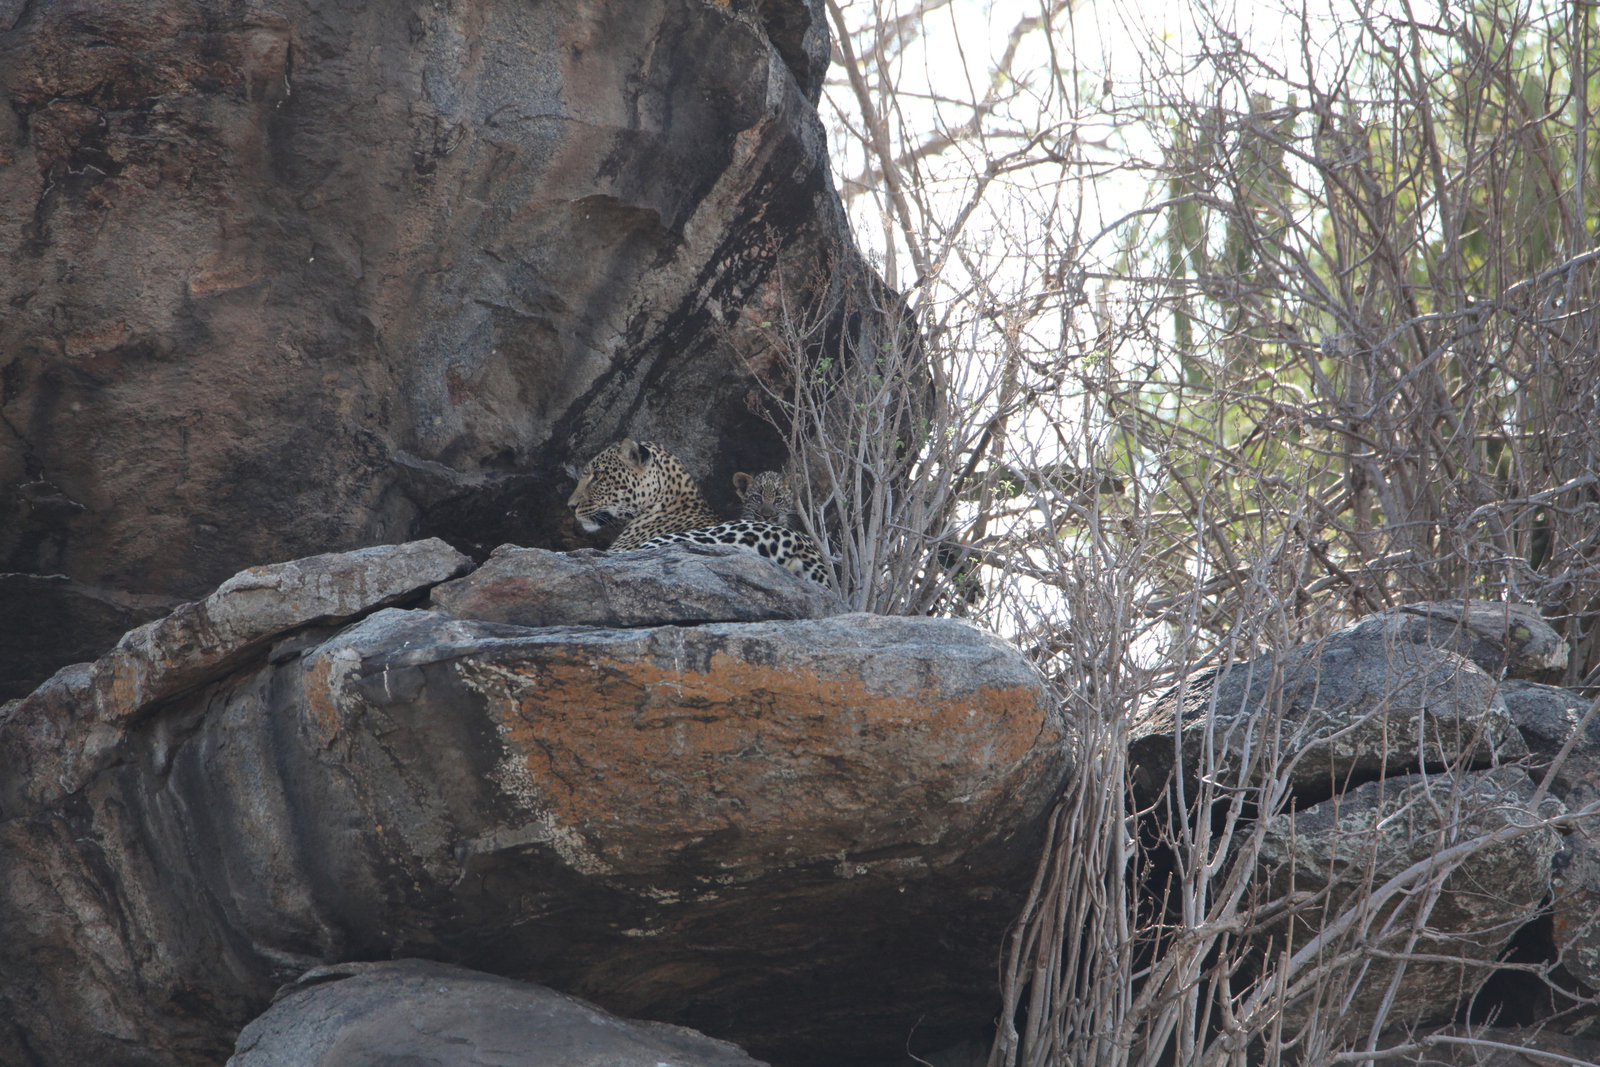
[733,470,797,524]
[567,438,656,533]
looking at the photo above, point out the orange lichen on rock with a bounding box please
[451,618,1065,877]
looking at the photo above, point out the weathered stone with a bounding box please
[1257,767,1565,1034]
[1375,1024,1600,1066]
[228,959,771,1067]
[430,542,847,628]
[0,538,471,813]
[0,601,1068,1067]
[1345,601,1569,680]
[1498,679,1600,993]
[1130,616,1513,805]
[0,0,876,699]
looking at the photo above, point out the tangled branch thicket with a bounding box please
[786,0,1600,1063]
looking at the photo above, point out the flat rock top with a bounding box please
[229,959,771,1067]
[0,539,1073,1067]
[429,543,847,628]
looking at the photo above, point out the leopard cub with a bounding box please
[732,470,798,526]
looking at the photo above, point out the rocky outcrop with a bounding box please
[229,959,772,1067]
[0,0,873,696]
[1131,601,1594,1038]
[0,540,1070,1067]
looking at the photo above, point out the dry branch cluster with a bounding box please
[784,1,1600,1064]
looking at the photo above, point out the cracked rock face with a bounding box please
[0,542,1070,1067]
[1128,602,1591,1037]
[0,0,864,697]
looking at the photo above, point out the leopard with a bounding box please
[567,440,830,585]
[732,470,798,526]
[566,438,719,550]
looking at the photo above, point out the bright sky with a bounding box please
[816,0,1356,278]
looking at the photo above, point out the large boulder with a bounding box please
[229,959,771,1067]
[1344,601,1569,680]
[1127,609,1590,1045]
[1130,613,1517,807]
[0,543,1069,1067]
[0,0,873,695]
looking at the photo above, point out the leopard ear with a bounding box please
[619,438,648,469]
[732,471,753,497]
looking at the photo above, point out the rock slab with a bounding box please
[229,959,771,1067]
[1,537,471,814]
[430,542,848,628]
